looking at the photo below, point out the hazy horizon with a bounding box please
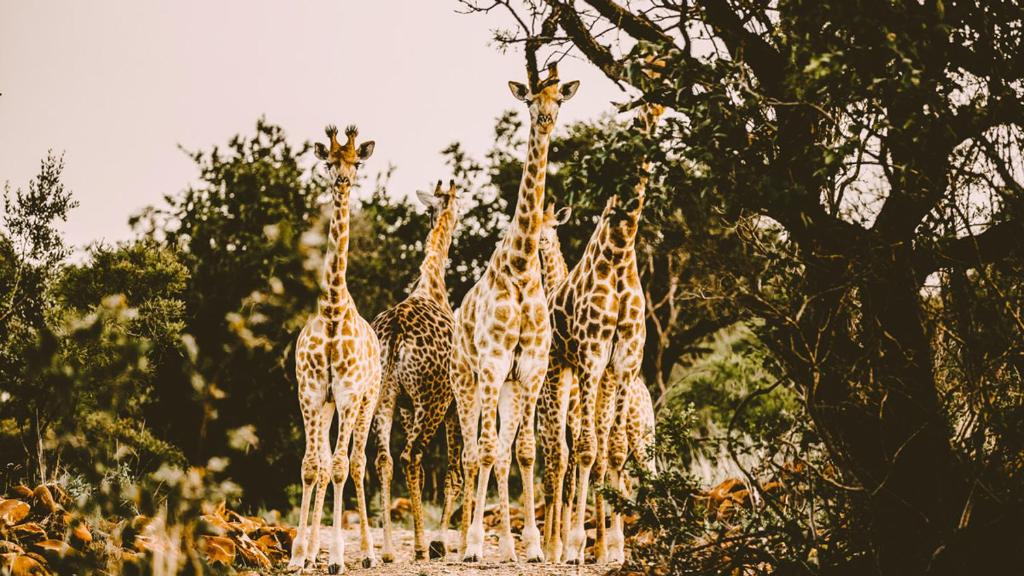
[1,1,626,251]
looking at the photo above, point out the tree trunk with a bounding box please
[785,243,965,575]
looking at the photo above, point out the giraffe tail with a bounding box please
[378,317,406,385]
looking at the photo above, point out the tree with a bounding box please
[1,152,78,480]
[461,1,1024,574]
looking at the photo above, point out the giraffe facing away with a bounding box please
[537,200,657,563]
[594,101,664,564]
[537,193,626,563]
[371,180,464,563]
[450,63,579,564]
[539,99,665,564]
[289,125,382,574]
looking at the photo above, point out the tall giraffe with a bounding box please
[451,63,579,563]
[289,125,382,574]
[539,99,664,564]
[372,180,463,563]
[594,101,664,564]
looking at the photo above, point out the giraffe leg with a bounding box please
[539,367,564,561]
[289,398,323,570]
[451,345,478,558]
[561,461,576,563]
[544,367,575,562]
[432,407,462,560]
[328,397,354,575]
[560,383,580,563]
[515,336,549,564]
[566,365,603,565]
[350,384,379,569]
[373,382,398,564]
[593,371,618,564]
[309,402,335,570]
[402,412,428,560]
[494,381,522,562]
[607,373,639,563]
[466,350,513,563]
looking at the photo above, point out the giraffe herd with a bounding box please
[289,64,659,573]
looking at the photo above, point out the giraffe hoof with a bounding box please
[567,558,580,565]
[327,563,341,575]
[463,554,480,563]
[428,541,446,560]
[361,557,374,569]
[414,550,427,561]
[527,555,543,563]
[381,553,395,564]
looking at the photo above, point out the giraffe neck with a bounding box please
[622,103,661,248]
[503,122,551,277]
[410,202,456,310]
[540,236,568,299]
[317,188,351,319]
[575,212,617,279]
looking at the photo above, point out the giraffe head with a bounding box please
[539,203,571,250]
[604,193,643,249]
[416,179,459,226]
[314,125,375,200]
[508,63,580,135]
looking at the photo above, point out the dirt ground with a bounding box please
[291,527,614,576]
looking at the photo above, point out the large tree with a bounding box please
[461,1,1024,574]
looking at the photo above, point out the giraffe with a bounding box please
[539,99,665,564]
[289,125,382,574]
[538,203,572,296]
[594,101,664,564]
[450,63,579,564]
[371,180,464,563]
[536,193,624,563]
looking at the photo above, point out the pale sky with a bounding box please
[0,1,624,250]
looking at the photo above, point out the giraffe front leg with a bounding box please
[308,403,335,570]
[566,367,602,565]
[328,397,355,575]
[289,408,323,571]
[350,387,378,569]
[516,354,549,564]
[494,381,522,562]
[466,353,511,562]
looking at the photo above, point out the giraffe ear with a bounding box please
[508,81,530,102]
[314,142,329,160]
[358,141,375,161]
[559,80,580,101]
[554,206,572,225]
[416,189,440,208]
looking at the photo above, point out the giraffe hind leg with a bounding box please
[373,381,398,564]
[432,406,462,560]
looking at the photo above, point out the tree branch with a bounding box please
[582,0,674,45]
[545,0,626,81]
[914,220,1024,281]
[697,0,787,97]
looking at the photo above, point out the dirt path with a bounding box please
[294,528,612,576]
